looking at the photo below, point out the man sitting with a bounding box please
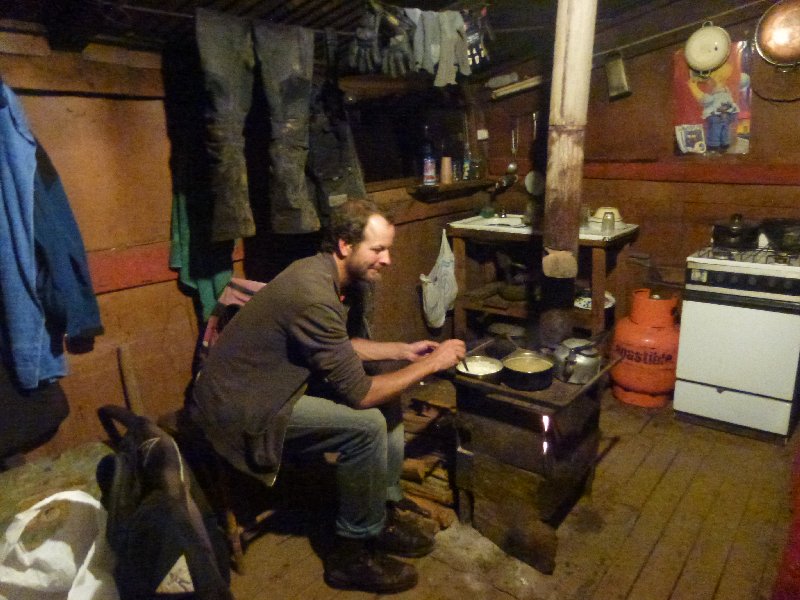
[189,198,465,593]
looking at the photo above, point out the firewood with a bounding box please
[404,493,457,529]
[401,455,441,483]
[400,480,454,506]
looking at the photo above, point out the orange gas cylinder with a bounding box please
[611,288,680,407]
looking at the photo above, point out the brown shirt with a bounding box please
[191,253,372,485]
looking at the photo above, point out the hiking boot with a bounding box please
[376,511,435,558]
[324,537,418,593]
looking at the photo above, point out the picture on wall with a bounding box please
[673,41,752,155]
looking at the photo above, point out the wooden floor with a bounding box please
[229,387,797,600]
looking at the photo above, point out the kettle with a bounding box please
[552,338,602,384]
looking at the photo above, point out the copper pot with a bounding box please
[756,0,800,68]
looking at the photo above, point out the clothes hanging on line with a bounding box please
[0,81,103,390]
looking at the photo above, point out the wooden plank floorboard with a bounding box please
[540,499,640,600]
[224,389,796,600]
[589,419,707,599]
[670,440,776,600]
[623,428,718,600]
[715,459,788,600]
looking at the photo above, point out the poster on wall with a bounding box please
[673,41,752,155]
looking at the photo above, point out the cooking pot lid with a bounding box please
[755,0,800,67]
[714,213,760,231]
[685,22,731,74]
[560,338,599,356]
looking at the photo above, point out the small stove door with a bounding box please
[676,299,800,401]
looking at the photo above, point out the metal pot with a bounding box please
[711,213,760,249]
[456,355,503,384]
[755,0,800,68]
[761,219,800,253]
[501,349,554,391]
[552,338,602,384]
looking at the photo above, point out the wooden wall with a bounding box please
[1,32,487,459]
[9,10,799,458]
[1,36,202,457]
[582,18,800,270]
[478,16,800,284]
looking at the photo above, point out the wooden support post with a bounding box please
[540,0,600,337]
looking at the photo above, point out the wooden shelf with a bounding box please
[449,228,636,338]
[457,284,594,328]
[407,178,495,202]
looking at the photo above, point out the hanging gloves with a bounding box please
[348,11,382,74]
[382,31,413,77]
[380,6,415,77]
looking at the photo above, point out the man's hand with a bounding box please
[423,338,466,372]
[356,337,465,408]
[402,340,439,361]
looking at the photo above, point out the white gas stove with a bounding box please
[675,245,800,439]
[685,246,800,306]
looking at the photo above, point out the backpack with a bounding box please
[96,405,234,600]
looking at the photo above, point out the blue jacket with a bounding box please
[33,145,103,344]
[0,82,102,389]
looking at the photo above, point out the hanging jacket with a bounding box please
[0,81,62,388]
[33,144,103,345]
[0,82,102,389]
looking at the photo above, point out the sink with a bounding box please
[449,213,639,241]
[447,214,532,234]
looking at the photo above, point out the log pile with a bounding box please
[400,377,458,529]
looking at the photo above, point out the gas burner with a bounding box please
[767,252,800,266]
[773,253,790,265]
[694,246,800,267]
[710,247,734,260]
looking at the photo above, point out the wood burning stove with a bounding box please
[453,366,609,573]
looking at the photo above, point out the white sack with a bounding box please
[0,490,119,600]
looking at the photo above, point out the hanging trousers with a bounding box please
[196,8,320,241]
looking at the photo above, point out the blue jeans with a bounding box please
[195,8,320,241]
[282,395,405,539]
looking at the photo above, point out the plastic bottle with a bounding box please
[421,125,437,185]
[462,139,472,180]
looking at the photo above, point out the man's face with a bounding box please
[341,214,395,283]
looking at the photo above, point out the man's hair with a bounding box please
[320,198,393,252]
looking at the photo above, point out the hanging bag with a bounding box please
[420,230,458,329]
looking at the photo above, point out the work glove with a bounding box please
[382,32,413,77]
[347,11,381,74]
[381,6,415,77]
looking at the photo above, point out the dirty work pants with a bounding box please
[282,395,405,539]
[307,82,368,224]
[195,8,320,241]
